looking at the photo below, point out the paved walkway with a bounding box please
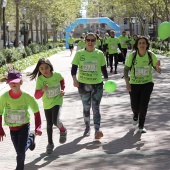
[0,49,170,170]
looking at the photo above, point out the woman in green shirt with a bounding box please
[71,33,108,140]
[124,36,161,133]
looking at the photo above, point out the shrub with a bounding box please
[3,49,21,63]
[28,43,40,54]
[16,46,27,58]
[0,52,6,67]
[25,46,33,56]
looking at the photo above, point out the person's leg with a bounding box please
[109,54,113,72]
[122,48,127,63]
[113,53,118,73]
[10,124,30,170]
[52,105,67,144]
[130,84,140,125]
[91,83,103,138]
[138,82,154,130]
[78,84,92,136]
[106,52,109,67]
[44,109,53,144]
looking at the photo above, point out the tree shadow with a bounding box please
[102,129,144,154]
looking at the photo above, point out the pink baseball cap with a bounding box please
[6,70,22,84]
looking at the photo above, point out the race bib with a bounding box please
[111,45,116,50]
[82,61,97,71]
[122,40,126,44]
[135,66,150,76]
[46,84,60,98]
[6,110,26,124]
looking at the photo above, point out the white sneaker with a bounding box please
[139,128,147,133]
[132,119,138,126]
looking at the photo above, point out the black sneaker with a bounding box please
[29,132,35,151]
[59,129,67,144]
[46,143,54,154]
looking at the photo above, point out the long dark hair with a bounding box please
[28,58,53,80]
[133,36,150,51]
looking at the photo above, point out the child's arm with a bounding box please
[34,111,42,136]
[0,115,6,141]
[34,84,48,99]
[34,89,44,99]
[60,79,65,96]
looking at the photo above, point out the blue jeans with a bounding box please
[10,124,32,170]
[78,82,103,131]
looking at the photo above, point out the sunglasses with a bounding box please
[86,39,96,42]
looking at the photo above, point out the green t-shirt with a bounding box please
[95,39,101,49]
[77,40,85,49]
[130,38,136,45]
[106,37,120,54]
[125,51,158,84]
[36,72,63,109]
[71,49,106,84]
[68,38,74,45]
[0,91,39,127]
[119,35,129,48]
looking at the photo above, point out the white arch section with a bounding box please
[65,17,120,49]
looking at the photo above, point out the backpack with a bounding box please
[130,50,153,70]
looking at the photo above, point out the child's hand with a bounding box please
[73,80,79,88]
[42,84,48,92]
[60,90,65,96]
[0,133,6,142]
[35,130,42,136]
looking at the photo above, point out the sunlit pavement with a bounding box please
[0,49,170,170]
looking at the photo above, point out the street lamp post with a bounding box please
[22,7,26,47]
[2,0,7,49]
[6,22,10,48]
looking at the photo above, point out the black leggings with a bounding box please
[44,105,63,144]
[109,53,118,70]
[129,82,154,128]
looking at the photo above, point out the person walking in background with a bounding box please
[77,36,85,51]
[130,34,138,51]
[71,33,108,140]
[119,31,130,63]
[105,30,123,74]
[68,35,75,56]
[102,33,110,67]
[124,36,161,133]
[28,58,67,154]
[0,70,42,170]
[95,34,102,50]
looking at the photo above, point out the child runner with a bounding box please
[28,58,67,154]
[0,70,42,170]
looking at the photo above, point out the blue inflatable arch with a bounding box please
[65,17,120,49]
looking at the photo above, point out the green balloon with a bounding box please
[158,22,170,40]
[104,80,117,93]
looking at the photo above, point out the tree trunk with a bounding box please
[15,1,19,47]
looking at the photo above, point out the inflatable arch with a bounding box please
[65,17,120,49]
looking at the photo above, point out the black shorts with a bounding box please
[69,44,74,49]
